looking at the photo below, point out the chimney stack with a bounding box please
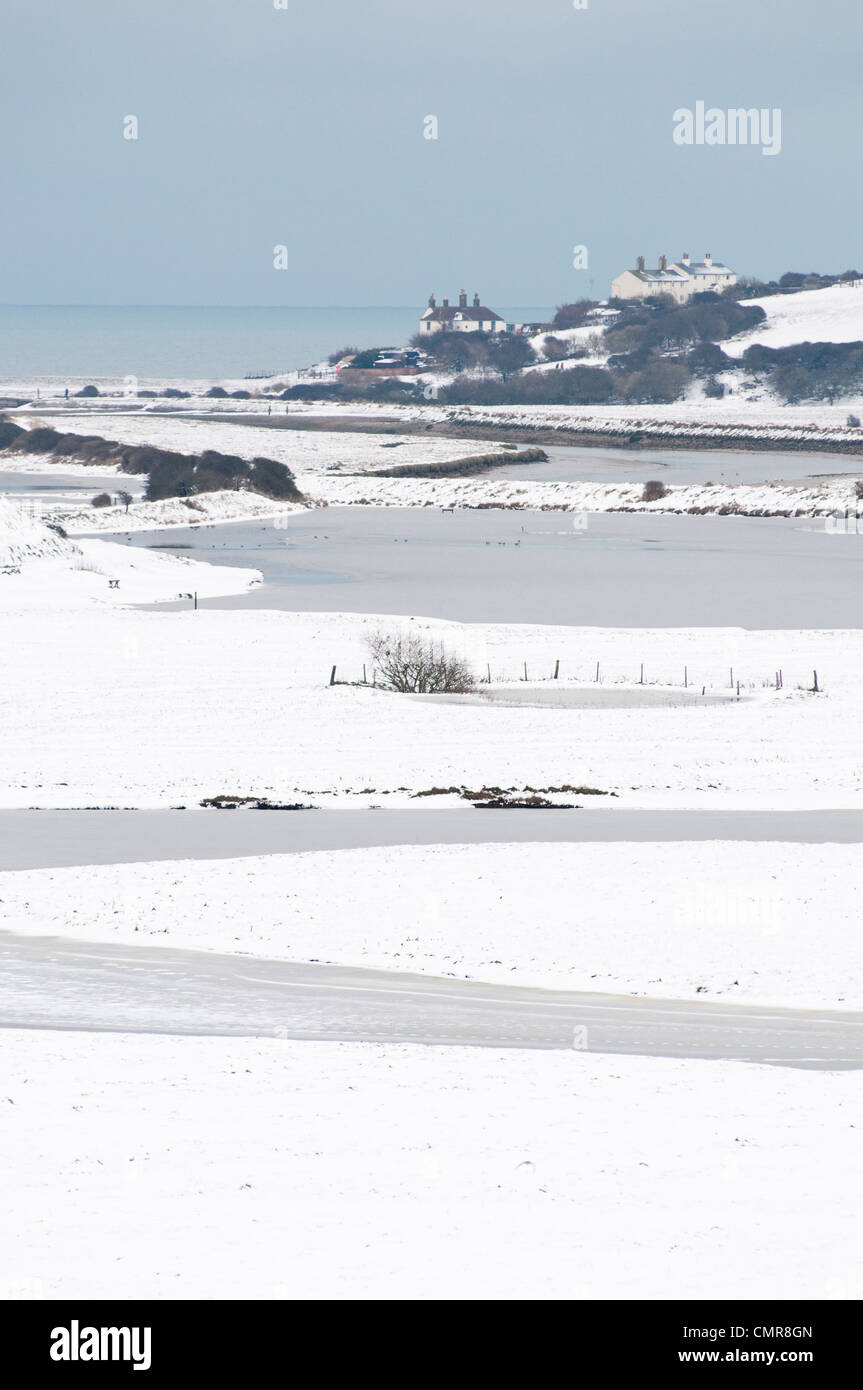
[704,251,712,265]
[636,255,645,272]
[428,293,436,308]
[442,295,449,307]
[458,289,467,307]
[473,292,480,307]
[659,254,667,272]
[681,252,690,267]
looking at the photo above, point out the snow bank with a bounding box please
[0,495,261,608]
[307,472,858,516]
[52,489,309,535]
[0,495,73,568]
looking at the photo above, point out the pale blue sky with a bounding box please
[2,0,860,306]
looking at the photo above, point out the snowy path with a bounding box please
[2,931,862,1068]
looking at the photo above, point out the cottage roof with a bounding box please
[629,267,690,284]
[422,305,505,323]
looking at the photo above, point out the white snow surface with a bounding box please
[52,488,308,534]
[723,283,863,358]
[1,1031,860,1300]
[0,496,261,608]
[0,608,855,809]
[3,840,861,1009]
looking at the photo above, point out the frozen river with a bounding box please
[125,508,863,628]
[480,442,863,487]
[3,809,863,871]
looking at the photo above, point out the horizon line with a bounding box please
[0,302,557,312]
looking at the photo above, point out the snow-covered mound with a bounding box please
[724,284,863,358]
[0,495,260,609]
[0,496,75,568]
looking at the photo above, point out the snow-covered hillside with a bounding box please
[723,284,863,358]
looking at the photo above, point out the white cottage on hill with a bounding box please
[612,253,737,304]
[419,291,507,334]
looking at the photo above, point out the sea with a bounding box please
[0,305,554,382]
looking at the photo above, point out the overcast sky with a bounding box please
[3,0,860,307]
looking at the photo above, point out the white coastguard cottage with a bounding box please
[419,291,507,334]
[612,253,737,304]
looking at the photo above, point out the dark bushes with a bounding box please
[552,300,596,329]
[442,364,614,406]
[0,424,305,505]
[686,342,733,376]
[368,447,548,479]
[50,433,105,456]
[247,456,303,500]
[744,341,863,402]
[145,448,303,503]
[605,299,765,356]
[0,420,25,448]
[279,383,342,401]
[9,426,62,452]
[642,480,668,501]
[619,359,690,403]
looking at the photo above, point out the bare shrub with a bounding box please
[91,492,112,508]
[367,630,475,694]
[642,479,668,502]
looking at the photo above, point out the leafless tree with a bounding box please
[367,629,475,694]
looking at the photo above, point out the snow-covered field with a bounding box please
[3,299,861,1307]
[2,1031,859,1300]
[3,840,860,1009]
[0,605,854,809]
[13,413,504,489]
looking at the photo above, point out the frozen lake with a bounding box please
[125,508,863,628]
